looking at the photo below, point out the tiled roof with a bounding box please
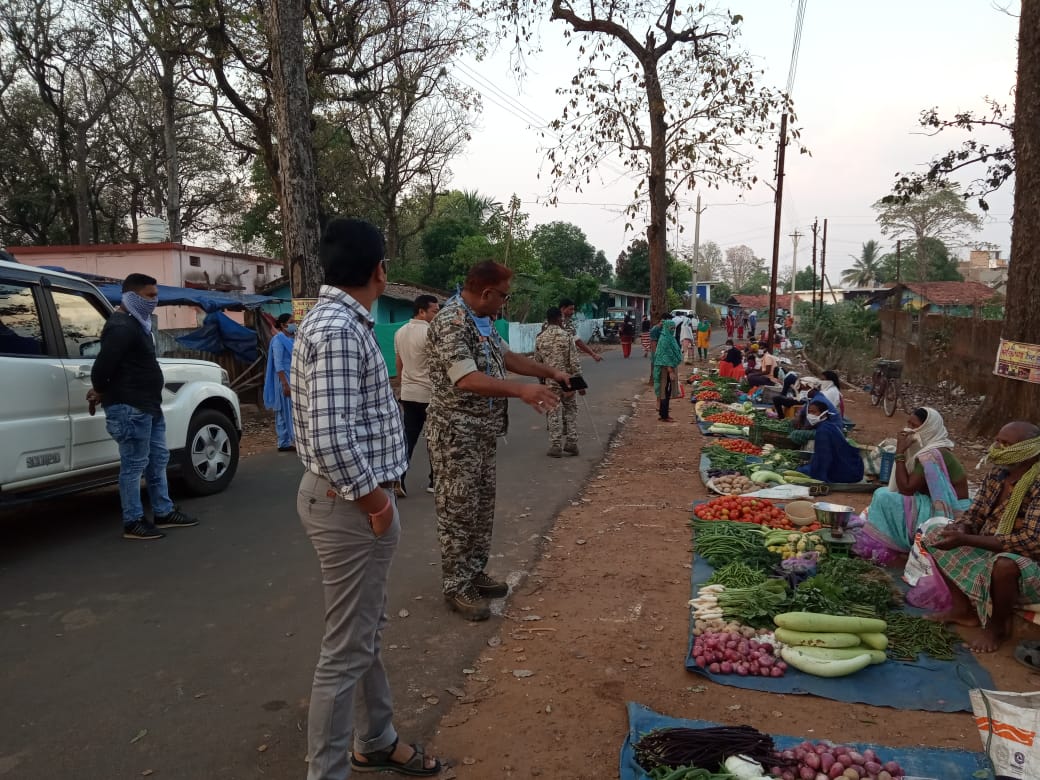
[381,282,449,303]
[729,294,772,311]
[903,281,997,306]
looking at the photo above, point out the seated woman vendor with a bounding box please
[796,397,864,484]
[745,355,779,388]
[853,407,970,564]
[925,421,1040,653]
[717,340,745,379]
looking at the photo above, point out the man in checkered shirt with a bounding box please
[291,218,441,779]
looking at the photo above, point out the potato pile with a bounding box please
[712,473,757,495]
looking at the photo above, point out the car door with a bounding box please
[51,287,119,471]
[0,277,71,487]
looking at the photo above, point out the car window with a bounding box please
[51,289,108,358]
[0,281,46,355]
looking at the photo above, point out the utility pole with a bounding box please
[896,239,902,284]
[788,229,802,327]
[691,194,704,311]
[810,218,819,317]
[766,112,789,350]
[503,195,519,267]
[818,218,828,316]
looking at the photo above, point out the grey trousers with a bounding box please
[297,471,401,780]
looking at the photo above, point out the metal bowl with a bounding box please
[813,502,856,537]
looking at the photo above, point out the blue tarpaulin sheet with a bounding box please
[175,312,258,363]
[97,283,279,312]
[619,702,990,780]
[686,548,994,712]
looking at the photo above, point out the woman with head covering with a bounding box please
[796,395,863,484]
[653,320,682,422]
[820,370,845,417]
[853,407,972,564]
[695,316,712,361]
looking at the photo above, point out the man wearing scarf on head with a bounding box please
[925,421,1040,653]
[89,273,198,540]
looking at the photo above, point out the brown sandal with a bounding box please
[351,738,442,776]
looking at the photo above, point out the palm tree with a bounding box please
[841,240,884,287]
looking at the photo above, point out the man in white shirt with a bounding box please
[394,294,440,497]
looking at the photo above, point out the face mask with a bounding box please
[122,291,157,332]
[469,312,493,337]
[286,324,297,335]
[806,412,824,426]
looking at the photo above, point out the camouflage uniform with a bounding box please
[426,298,509,598]
[534,324,580,450]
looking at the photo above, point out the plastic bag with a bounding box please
[903,517,953,611]
[970,688,1040,779]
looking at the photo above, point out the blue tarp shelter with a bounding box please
[176,312,259,363]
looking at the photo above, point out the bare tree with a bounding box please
[531,1,788,318]
[724,244,759,289]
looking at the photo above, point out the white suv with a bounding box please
[0,259,242,505]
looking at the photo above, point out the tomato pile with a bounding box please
[694,496,793,529]
[696,380,716,388]
[696,390,722,401]
[704,412,754,426]
[716,439,762,455]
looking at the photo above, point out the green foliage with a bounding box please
[712,281,733,302]
[840,240,885,287]
[793,267,820,291]
[736,267,771,295]
[878,238,964,282]
[665,289,683,312]
[614,238,690,297]
[799,301,881,368]
[530,221,610,281]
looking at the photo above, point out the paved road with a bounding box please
[0,350,650,779]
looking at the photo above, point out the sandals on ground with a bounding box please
[1013,640,1040,673]
[351,738,442,776]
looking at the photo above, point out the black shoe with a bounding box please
[123,520,165,540]
[278,445,296,452]
[473,571,509,598]
[444,589,491,621]
[154,508,199,529]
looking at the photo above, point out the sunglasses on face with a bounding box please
[486,288,510,302]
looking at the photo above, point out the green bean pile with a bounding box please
[703,446,749,472]
[885,612,960,661]
[706,560,767,588]
[647,768,735,780]
[691,521,767,568]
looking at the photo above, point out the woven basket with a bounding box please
[877,359,903,379]
[750,425,793,447]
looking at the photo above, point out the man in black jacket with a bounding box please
[90,273,198,540]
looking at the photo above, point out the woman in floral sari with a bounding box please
[854,407,971,564]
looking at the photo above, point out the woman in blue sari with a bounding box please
[853,407,971,564]
[796,396,863,484]
[263,313,296,451]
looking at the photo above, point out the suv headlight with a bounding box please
[221,369,231,387]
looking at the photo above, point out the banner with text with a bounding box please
[994,338,1040,384]
[292,298,318,322]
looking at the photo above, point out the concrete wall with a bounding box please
[878,310,1004,395]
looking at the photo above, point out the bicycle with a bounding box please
[869,359,903,417]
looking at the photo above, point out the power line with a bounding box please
[786,0,808,96]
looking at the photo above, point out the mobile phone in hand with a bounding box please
[567,375,589,391]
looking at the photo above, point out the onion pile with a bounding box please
[771,743,905,780]
[692,630,787,677]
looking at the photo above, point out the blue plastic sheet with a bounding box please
[686,550,994,712]
[175,311,258,363]
[619,702,990,780]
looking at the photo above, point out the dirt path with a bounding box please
[429,378,1040,779]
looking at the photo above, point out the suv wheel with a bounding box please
[179,409,239,496]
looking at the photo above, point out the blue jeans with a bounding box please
[104,404,175,525]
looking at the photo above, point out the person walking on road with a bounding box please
[653,320,682,422]
[291,218,441,780]
[619,315,635,358]
[89,273,198,540]
[749,309,758,336]
[559,297,603,364]
[263,313,297,452]
[695,316,712,361]
[640,314,652,357]
[679,314,696,363]
[393,294,440,497]
[426,261,567,621]
[535,307,582,458]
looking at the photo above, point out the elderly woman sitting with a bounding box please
[925,421,1040,653]
[854,407,970,564]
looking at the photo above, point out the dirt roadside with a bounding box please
[427,380,1040,780]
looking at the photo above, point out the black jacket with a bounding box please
[91,311,164,414]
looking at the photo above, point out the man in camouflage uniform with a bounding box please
[535,307,581,457]
[426,261,568,621]
[558,297,603,365]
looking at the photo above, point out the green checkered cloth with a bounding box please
[932,545,1040,625]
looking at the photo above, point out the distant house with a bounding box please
[597,286,650,319]
[958,249,1009,290]
[8,242,286,329]
[259,277,448,326]
[726,294,773,313]
[865,281,999,315]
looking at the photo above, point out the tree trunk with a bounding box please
[73,128,91,245]
[266,0,322,297]
[160,53,182,242]
[644,62,669,320]
[970,3,1040,435]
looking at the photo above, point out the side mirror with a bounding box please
[79,340,101,358]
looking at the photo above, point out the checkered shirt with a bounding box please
[290,285,406,499]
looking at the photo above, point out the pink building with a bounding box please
[7,243,285,329]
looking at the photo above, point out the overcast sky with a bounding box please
[447,1,1019,279]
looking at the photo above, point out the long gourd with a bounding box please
[795,645,887,665]
[780,646,873,677]
[774,627,861,648]
[858,632,889,650]
[774,611,887,634]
